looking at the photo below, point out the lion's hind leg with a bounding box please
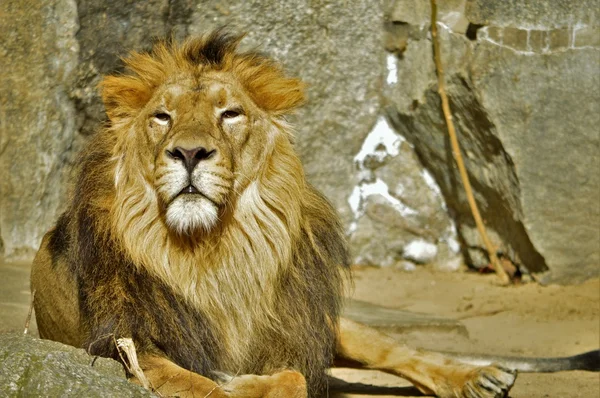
[134,355,307,398]
[335,318,516,398]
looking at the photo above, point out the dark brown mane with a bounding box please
[182,29,243,65]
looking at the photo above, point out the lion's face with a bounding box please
[101,34,305,237]
[136,76,268,234]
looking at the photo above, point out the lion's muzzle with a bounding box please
[156,136,232,234]
[166,146,216,174]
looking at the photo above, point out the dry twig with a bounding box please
[429,0,510,284]
[24,290,35,335]
[116,337,151,390]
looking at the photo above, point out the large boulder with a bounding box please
[0,334,153,397]
[348,118,462,270]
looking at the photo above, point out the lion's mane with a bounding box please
[40,31,348,396]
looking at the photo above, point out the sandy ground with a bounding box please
[331,266,600,398]
[1,261,598,397]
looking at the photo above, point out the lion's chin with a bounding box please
[165,195,219,234]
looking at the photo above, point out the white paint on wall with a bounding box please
[421,169,442,196]
[403,239,438,264]
[347,178,419,235]
[386,53,398,85]
[354,117,404,167]
[365,179,418,217]
[446,236,461,254]
[348,185,363,216]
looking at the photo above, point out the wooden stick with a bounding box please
[116,337,150,390]
[24,290,35,334]
[429,0,510,284]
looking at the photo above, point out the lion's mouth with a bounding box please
[174,184,219,206]
[179,185,200,195]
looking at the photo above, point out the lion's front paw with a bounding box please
[457,365,517,398]
[221,370,307,398]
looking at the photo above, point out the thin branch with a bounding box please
[24,290,35,334]
[429,0,510,284]
[116,337,151,390]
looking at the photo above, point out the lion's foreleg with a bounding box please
[135,355,307,398]
[215,370,307,398]
[335,317,516,398]
[133,355,227,397]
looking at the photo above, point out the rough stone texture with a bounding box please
[0,334,154,397]
[0,0,80,260]
[466,0,599,27]
[349,135,462,270]
[470,43,600,283]
[385,0,600,283]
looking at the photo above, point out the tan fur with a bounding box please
[32,31,519,398]
[336,318,516,397]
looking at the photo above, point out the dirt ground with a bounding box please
[331,266,600,398]
[1,262,598,397]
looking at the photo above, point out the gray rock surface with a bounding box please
[348,125,462,270]
[0,334,154,397]
[470,43,600,283]
[0,0,80,260]
[385,0,599,283]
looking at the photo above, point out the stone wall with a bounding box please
[0,0,598,283]
[384,0,599,283]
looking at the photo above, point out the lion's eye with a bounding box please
[153,113,171,126]
[221,108,244,120]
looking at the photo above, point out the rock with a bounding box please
[0,0,80,260]
[466,0,598,27]
[470,42,600,283]
[348,118,462,270]
[0,334,154,397]
[403,239,438,264]
[384,0,599,283]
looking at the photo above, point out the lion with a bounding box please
[31,30,534,398]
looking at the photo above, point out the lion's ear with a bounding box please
[100,75,152,121]
[234,58,306,115]
[248,76,306,115]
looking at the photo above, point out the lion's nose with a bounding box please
[166,146,216,173]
